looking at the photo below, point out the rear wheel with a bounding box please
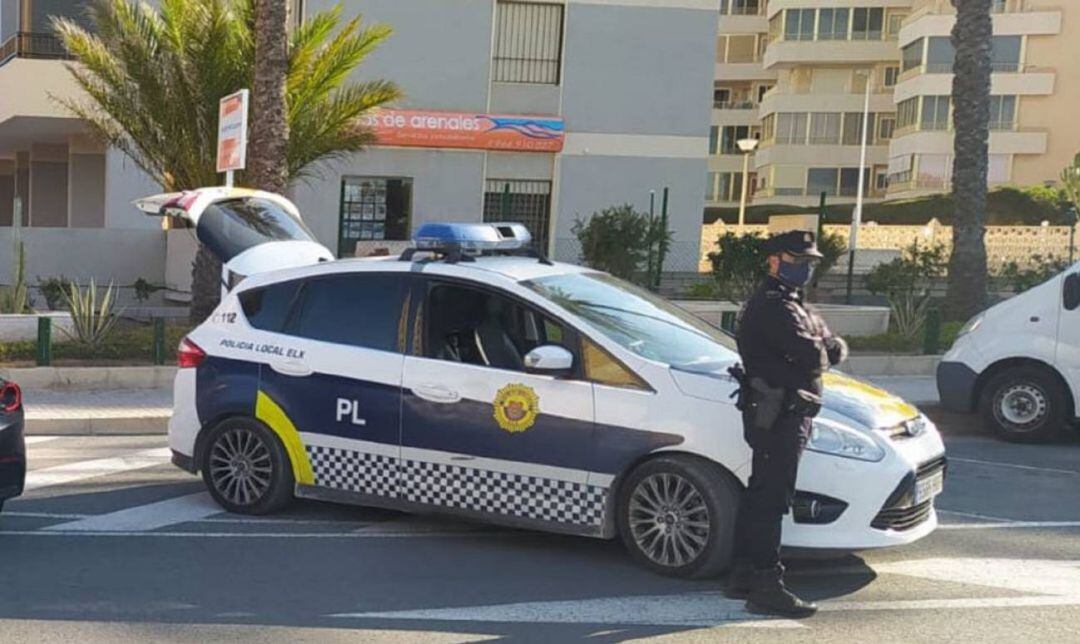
[201,417,294,514]
[617,455,740,579]
[980,366,1069,443]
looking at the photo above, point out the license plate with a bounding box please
[915,471,944,504]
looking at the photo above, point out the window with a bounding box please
[709,172,743,201]
[762,113,775,141]
[839,168,866,197]
[988,154,1010,183]
[897,97,919,129]
[423,282,572,372]
[523,272,737,368]
[714,88,731,105]
[817,8,849,41]
[902,39,923,72]
[878,116,896,141]
[776,113,807,144]
[721,0,761,15]
[842,112,873,146]
[989,95,1017,130]
[240,280,302,333]
[992,35,1022,72]
[339,177,411,257]
[726,35,758,63]
[851,8,884,41]
[875,170,889,191]
[921,95,951,130]
[809,112,841,145]
[757,84,772,102]
[582,338,647,389]
[720,125,751,154]
[807,169,838,196]
[492,1,564,84]
[483,179,552,252]
[784,9,815,41]
[289,274,405,352]
[197,197,317,264]
[887,13,906,38]
[883,65,900,87]
[709,126,720,154]
[926,37,955,73]
[916,154,949,189]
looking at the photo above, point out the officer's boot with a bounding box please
[724,560,755,600]
[745,566,818,618]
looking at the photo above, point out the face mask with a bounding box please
[778,258,815,287]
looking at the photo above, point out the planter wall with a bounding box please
[0,312,75,342]
[674,300,890,337]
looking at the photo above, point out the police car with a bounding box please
[144,188,946,578]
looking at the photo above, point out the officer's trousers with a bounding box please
[733,412,812,571]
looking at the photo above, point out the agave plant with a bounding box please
[0,240,30,315]
[62,279,124,346]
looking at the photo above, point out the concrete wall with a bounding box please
[68,153,105,228]
[103,148,161,230]
[0,228,165,287]
[0,173,12,226]
[0,0,18,40]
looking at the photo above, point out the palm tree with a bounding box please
[248,0,289,195]
[53,0,401,322]
[945,0,992,320]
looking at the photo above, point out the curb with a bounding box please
[843,355,941,377]
[0,366,177,390]
[26,416,170,436]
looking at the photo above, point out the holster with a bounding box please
[749,377,786,431]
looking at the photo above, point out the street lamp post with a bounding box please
[737,137,759,232]
[846,68,874,304]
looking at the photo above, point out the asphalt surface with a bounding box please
[2,422,1080,643]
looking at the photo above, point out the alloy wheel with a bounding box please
[208,427,273,507]
[627,472,711,568]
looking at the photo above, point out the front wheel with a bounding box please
[980,367,1069,443]
[201,417,294,514]
[617,455,740,579]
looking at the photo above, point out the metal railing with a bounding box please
[0,32,70,66]
[713,100,757,110]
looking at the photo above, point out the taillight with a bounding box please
[0,381,21,412]
[177,338,207,368]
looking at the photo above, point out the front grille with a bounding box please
[917,455,947,480]
[872,500,933,531]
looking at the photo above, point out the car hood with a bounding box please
[670,365,919,430]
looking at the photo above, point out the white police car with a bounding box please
[148,188,946,578]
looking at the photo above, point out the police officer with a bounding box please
[724,229,847,618]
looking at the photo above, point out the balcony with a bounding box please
[895,65,1056,101]
[763,38,899,69]
[0,32,70,67]
[900,1,1061,45]
[889,127,1048,158]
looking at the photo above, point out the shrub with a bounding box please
[706,232,768,304]
[37,275,73,310]
[62,279,123,346]
[995,254,1072,293]
[864,242,947,339]
[573,205,671,284]
[132,277,164,303]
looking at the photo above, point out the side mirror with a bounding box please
[1064,273,1080,311]
[523,345,574,375]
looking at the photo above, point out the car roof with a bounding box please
[238,254,597,290]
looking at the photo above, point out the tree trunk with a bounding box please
[190,245,222,325]
[247,0,290,194]
[946,0,992,321]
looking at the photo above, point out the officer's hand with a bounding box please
[824,336,848,366]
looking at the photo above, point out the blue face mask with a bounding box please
[778,258,815,287]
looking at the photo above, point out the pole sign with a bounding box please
[216,89,249,174]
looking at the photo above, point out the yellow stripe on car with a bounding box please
[823,372,920,420]
[255,390,315,485]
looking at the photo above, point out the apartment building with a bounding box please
[0,0,716,297]
[709,0,1074,210]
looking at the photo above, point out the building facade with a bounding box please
[0,0,715,299]
[709,0,1074,210]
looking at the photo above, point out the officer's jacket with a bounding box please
[736,276,841,396]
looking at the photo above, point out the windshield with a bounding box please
[197,197,316,262]
[523,272,738,369]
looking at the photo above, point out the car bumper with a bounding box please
[0,412,26,503]
[937,360,979,413]
[783,419,946,550]
[168,368,200,470]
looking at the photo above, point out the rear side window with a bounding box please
[239,280,301,332]
[289,274,404,352]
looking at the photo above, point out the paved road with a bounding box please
[3,426,1080,643]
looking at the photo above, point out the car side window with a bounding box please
[287,274,404,352]
[239,280,302,332]
[581,337,649,390]
[422,282,574,372]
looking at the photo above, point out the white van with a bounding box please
[937,262,1080,442]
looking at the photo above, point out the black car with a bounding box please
[0,380,24,513]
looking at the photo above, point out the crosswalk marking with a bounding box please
[24,436,60,445]
[22,447,171,492]
[45,492,222,532]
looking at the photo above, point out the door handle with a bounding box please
[270,360,313,377]
[412,383,461,404]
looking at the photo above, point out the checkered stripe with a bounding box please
[303,444,607,527]
[306,445,398,499]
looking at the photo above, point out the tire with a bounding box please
[617,455,740,579]
[980,366,1070,443]
[201,417,294,514]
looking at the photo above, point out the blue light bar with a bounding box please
[413,222,532,252]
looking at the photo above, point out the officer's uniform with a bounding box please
[728,230,846,616]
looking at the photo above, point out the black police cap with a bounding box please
[763,230,825,258]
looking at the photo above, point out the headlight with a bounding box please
[956,314,984,339]
[808,419,886,462]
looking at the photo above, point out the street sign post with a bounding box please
[216,89,249,187]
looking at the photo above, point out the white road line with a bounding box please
[22,448,172,492]
[1,511,89,520]
[949,457,1079,476]
[938,509,1017,523]
[45,492,222,532]
[940,521,1080,530]
[820,595,1080,611]
[24,436,60,445]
